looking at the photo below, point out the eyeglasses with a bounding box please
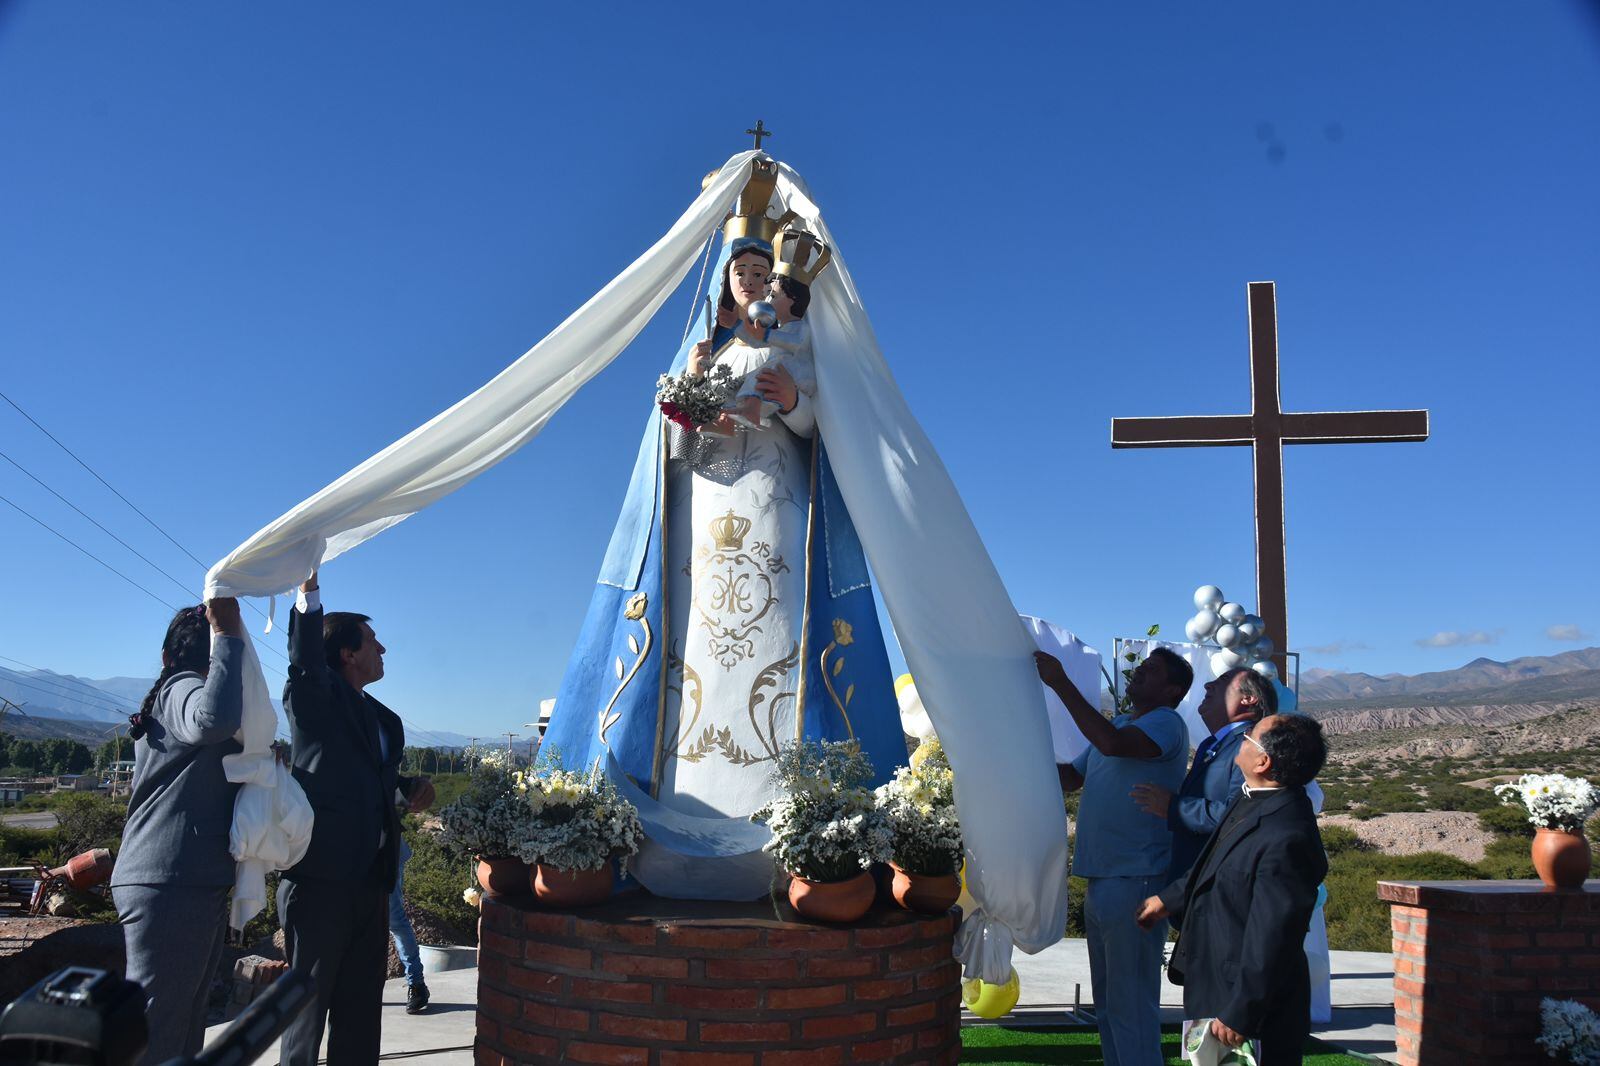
[1243,731,1267,755]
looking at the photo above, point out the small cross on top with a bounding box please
[746,119,773,150]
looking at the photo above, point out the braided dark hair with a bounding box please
[130,605,211,739]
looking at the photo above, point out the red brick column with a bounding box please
[474,894,961,1065]
[1379,879,1600,1065]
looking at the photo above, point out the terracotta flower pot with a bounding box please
[531,862,613,907]
[890,862,961,915]
[475,856,531,898]
[1531,828,1592,889]
[787,870,875,923]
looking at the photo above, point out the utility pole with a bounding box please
[501,733,519,764]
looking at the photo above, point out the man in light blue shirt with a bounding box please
[1037,646,1194,1066]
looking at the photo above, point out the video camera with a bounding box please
[0,965,311,1066]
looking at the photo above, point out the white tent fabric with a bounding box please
[204,152,1068,981]
[217,632,313,930]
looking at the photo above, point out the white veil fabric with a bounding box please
[204,152,1068,980]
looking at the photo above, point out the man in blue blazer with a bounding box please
[1136,712,1330,1066]
[277,573,433,1066]
[1132,666,1276,883]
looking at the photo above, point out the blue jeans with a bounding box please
[1085,874,1168,1066]
[389,837,424,986]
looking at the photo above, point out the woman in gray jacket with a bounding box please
[110,597,246,1063]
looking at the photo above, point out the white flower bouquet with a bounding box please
[875,741,963,877]
[657,363,738,430]
[1537,997,1600,1065]
[752,739,892,883]
[511,754,643,876]
[1494,773,1599,832]
[437,756,530,859]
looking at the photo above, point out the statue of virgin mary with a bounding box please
[541,158,907,897]
[205,149,1068,979]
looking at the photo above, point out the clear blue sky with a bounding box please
[2,2,1596,740]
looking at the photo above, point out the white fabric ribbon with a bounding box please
[218,631,313,930]
[202,151,1068,978]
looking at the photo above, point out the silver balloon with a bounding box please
[1253,635,1275,660]
[1185,618,1206,643]
[1210,649,1244,675]
[1191,609,1221,638]
[1214,623,1241,648]
[1193,585,1225,611]
[1243,613,1265,632]
[1236,621,1262,644]
[747,300,778,328]
[1219,602,1247,625]
[1251,660,1280,681]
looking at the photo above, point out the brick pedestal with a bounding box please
[475,893,962,1065]
[1379,879,1600,1065]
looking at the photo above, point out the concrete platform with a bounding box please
[207,940,1397,1063]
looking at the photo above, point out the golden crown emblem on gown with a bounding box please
[709,510,752,551]
[772,227,832,286]
[707,158,797,245]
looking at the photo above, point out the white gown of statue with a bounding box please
[657,341,818,819]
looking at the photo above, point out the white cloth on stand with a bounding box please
[218,632,312,930]
[1021,616,1103,765]
[203,152,1068,983]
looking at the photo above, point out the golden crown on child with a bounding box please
[710,510,752,551]
[772,227,832,286]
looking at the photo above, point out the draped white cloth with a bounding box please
[204,152,1069,980]
[217,631,313,930]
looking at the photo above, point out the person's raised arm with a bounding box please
[164,598,247,746]
[1034,651,1159,759]
[287,572,329,692]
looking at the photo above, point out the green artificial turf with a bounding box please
[959,1025,1377,1064]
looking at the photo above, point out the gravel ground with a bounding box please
[1320,810,1497,863]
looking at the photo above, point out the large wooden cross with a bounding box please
[1111,282,1428,670]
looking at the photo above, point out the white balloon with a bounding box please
[1194,585,1225,611]
[1210,649,1244,675]
[1219,602,1247,625]
[1243,614,1265,632]
[1253,635,1275,660]
[1251,660,1280,681]
[1214,623,1241,648]
[897,680,936,739]
[1236,621,1262,644]
[1191,609,1221,638]
[1185,618,1206,643]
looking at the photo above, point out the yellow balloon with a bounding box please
[909,741,931,769]
[961,967,1021,1019]
[894,672,916,696]
[954,861,977,916]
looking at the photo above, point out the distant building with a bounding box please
[55,774,101,792]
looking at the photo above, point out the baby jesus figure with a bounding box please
[719,270,816,430]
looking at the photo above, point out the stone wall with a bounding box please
[474,895,961,1065]
[1380,879,1600,1065]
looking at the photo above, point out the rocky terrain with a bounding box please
[1321,702,1600,767]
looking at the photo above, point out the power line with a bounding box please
[0,490,179,612]
[0,387,210,570]
[0,673,129,718]
[0,387,281,632]
[0,446,199,601]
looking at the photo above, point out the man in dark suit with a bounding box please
[1132,666,1276,881]
[278,572,433,1065]
[1135,712,1329,1066]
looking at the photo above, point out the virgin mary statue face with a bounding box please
[726,251,771,308]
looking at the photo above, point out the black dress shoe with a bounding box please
[406,981,430,1015]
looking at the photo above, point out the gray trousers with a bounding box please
[112,883,230,1065]
[277,872,388,1066]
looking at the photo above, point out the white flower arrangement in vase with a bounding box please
[437,755,530,861]
[875,741,963,878]
[752,739,892,885]
[1494,773,1599,832]
[512,754,643,877]
[1537,997,1600,1066]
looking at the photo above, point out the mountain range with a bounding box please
[1299,647,1600,709]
